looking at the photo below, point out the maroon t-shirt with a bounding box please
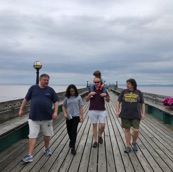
[88,88,108,110]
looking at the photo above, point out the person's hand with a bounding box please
[90,92,97,96]
[18,109,23,117]
[141,114,145,120]
[64,113,69,119]
[80,117,84,123]
[100,93,107,97]
[52,112,58,120]
[116,111,120,118]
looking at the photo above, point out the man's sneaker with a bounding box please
[132,143,138,151]
[124,147,131,153]
[44,148,52,156]
[22,154,33,162]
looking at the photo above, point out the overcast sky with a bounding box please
[0,0,173,86]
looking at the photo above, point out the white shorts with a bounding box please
[88,110,106,124]
[28,119,54,138]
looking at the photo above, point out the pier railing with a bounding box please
[0,87,88,124]
[0,87,88,152]
[113,87,168,105]
[1,87,173,153]
[1,87,172,125]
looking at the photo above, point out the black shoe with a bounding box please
[92,142,98,148]
[71,148,76,155]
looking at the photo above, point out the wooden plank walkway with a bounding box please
[0,91,173,172]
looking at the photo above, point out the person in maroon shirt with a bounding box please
[86,77,110,148]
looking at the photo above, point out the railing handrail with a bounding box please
[0,87,88,124]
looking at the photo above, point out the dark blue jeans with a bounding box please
[66,116,80,148]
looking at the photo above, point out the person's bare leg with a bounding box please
[44,136,50,148]
[28,138,37,155]
[132,128,139,143]
[98,123,105,137]
[125,128,131,147]
[93,123,98,142]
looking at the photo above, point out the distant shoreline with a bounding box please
[118,84,173,87]
[0,84,173,87]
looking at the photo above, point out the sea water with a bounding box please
[0,85,173,102]
[0,85,85,102]
[120,85,173,97]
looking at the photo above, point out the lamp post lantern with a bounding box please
[33,61,42,84]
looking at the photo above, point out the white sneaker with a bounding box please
[22,154,33,162]
[44,148,52,156]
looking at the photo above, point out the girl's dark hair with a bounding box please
[65,84,79,98]
[93,70,101,78]
[126,78,137,90]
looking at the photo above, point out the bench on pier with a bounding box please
[144,100,173,125]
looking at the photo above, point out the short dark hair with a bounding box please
[126,78,137,90]
[65,84,79,98]
[93,70,101,78]
[39,74,50,80]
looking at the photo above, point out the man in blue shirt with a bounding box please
[18,73,59,162]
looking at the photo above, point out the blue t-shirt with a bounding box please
[25,85,59,120]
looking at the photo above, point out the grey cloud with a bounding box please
[0,0,173,85]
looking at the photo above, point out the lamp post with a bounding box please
[115,80,118,89]
[86,81,89,88]
[33,61,42,84]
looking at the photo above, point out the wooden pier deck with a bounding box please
[0,91,173,172]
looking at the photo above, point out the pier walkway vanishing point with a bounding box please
[0,91,173,172]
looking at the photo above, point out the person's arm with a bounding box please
[105,94,110,102]
[79,105,84,123]
[141,103,145,120]
[139,90,145,120]
[18,99,29,117]
[62,105,69,119]
[86,92,94,102]
[115,101,121,117]
[100,90,109,100]
[52,102,59,119]
[62,97,70,119]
